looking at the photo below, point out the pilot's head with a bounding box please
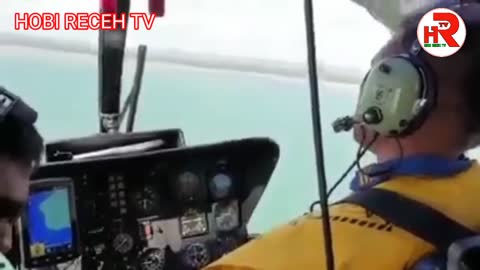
[0,105,43,253]
[354,3,480,162]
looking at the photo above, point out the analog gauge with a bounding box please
[209,173,233,199]
[135,186,158,213]
[182,242,210,269]
[213,201,239,232]
[139,248,166,270]
[175,171,205,201]
[112,233,134,254]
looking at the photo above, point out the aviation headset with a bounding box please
[355,40,432,137]
[0,86,37,125]
[353,1,480,138]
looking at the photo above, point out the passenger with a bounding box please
[0,89,43,254]
[204,4,480,270]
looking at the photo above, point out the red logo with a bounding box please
[424,12,460,47]
[417,8,466,57]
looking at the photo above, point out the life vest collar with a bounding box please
[350,154,473,191]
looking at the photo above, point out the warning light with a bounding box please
[30,243,46,258]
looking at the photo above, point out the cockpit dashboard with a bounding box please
[16,135,279,270]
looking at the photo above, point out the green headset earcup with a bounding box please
[355,57,427,136]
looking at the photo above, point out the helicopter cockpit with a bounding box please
[17,132,278,270]
[2,0,281,268]
[3,0,480,269]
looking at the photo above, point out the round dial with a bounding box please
[175,172,205,201]
[112,233,134,254]
[209,173,232,199]
[135,186,158,212]
[139,248,166,270]
[182,242,210,269]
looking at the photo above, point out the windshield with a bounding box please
[2,0,393,233]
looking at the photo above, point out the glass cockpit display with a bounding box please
[21,178,79,268]
[28,188,72,257]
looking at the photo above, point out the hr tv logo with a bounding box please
[417,8,466,57]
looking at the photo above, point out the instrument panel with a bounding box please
[78,163,244,270]
[20,137,279,270]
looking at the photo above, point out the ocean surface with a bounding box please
[1,47,371,233]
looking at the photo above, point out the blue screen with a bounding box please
[27,188,73,257]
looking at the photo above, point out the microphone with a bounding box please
[149,0,165,17]
[332,116,356,133]
[332,108,382,133]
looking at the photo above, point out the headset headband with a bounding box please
[409,39,422,56]
[0,87,37,125]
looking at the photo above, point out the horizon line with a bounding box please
[0,32,365,84]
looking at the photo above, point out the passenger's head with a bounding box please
[354,3,480,162]
[0,99,43,253]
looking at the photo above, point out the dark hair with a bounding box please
[0,115,44,167]
[399,3,480,133]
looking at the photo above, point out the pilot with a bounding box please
[204,3,480,270]
[0,89,43,254]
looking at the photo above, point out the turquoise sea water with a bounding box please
[0,49,364,233]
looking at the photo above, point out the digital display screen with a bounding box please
[26,188,73,258]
